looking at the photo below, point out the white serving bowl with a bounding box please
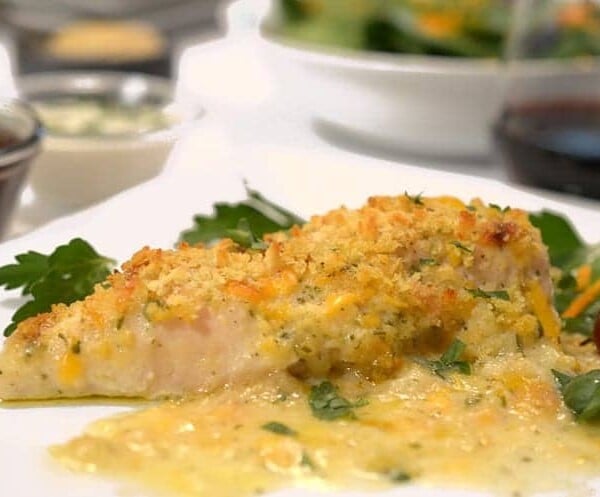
[254,2,600,158]
[19,71,202,209]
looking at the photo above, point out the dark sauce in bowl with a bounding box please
[494,99,600,199]
[0,101,43,239]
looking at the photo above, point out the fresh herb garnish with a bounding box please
[261,421,297,436]
[416,339,472,378]
[0,239,115,336]
[179,188,305,246]
[451,241,473,253]
[308,381,367,421]
[405,191,424,205]
[225,219,268,250]
[552,369,600,422]
[467,288,510,301]
[419,258,437,266]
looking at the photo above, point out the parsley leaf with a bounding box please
[0,251,49,294]
[416,339,472,378]
[552,369,600,422]
[179,188,305,246]
[467,288,510,301]
[309,381,367,421]
[0,239,115,336]
[225,219,268,250]
[261,421,297,436]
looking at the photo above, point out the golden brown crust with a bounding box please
[0,195,560,398]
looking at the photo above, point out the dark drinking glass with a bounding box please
[495,0,600,198]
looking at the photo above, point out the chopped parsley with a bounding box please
[451,241,473,253]
[416,339,472,378]
[386,469,412,483]
[300,451,317,470]
[261,421,297,436]
[309,381,367,421]
[467,288,510,301]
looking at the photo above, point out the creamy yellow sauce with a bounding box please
[52,338,600,497]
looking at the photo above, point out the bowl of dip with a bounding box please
[19,71,201,209]
[0,99,42,239]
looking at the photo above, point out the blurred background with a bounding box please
[0,0,599,241]
[0,0,221,75]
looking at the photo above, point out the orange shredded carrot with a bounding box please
[528,281,561,341]
[576,264,592,291]
[563,279,600,319]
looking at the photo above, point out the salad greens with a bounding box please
[278,0,600,58]
[530,211,600,337]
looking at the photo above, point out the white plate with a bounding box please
[0,144,598,497]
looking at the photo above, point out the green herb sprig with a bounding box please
[0,239,115,336]
[179,188,305,248]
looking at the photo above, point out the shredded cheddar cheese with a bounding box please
[527,280,561,341]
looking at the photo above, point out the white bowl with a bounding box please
[255,2,600,158]
[19,71,202,209]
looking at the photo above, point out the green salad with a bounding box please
[276,0,600,58]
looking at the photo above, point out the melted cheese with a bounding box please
[52,340,600,497]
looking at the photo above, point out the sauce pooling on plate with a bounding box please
[52,337,600,497]
[33,97,175,138]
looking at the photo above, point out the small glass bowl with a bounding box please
[19,71,202,209]
[0,100,43,239]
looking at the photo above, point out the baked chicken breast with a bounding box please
[0,195,559,400]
